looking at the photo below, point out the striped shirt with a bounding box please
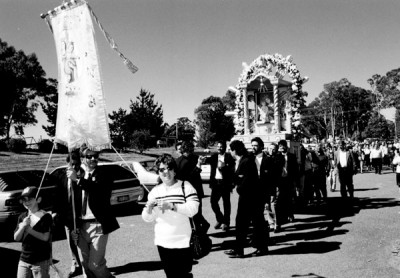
[142,180,199,248]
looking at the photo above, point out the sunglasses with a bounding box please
[85,154,99,159]
[158,167,172,173]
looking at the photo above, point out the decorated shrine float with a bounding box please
[226,53,308,157]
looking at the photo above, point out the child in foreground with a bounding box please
[14,186,53,278]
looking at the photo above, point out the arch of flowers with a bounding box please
[232,53,308,140]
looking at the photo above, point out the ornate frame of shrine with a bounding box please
[229,53,308,141]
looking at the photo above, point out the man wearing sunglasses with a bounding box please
[70,147,119,278]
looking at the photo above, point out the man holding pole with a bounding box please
[53,151,83,278]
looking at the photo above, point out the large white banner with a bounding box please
[50,2,111,151]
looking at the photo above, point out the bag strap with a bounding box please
[181,181,196,231]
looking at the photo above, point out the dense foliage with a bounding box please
[0,39,49,139]
[194,95,234,148]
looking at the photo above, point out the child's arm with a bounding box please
[14,215,30,242]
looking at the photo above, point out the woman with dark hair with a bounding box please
[142,154,199,278]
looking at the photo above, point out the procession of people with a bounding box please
[13,136,400,277]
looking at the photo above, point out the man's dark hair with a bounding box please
[251,137,264,150]
[230,140,247,156]
[278,140,288,148]
[66,150,81,163]
[175,141,182,150]
[180,141,194,154]
[217,140,227,149]
[155,154,178,173]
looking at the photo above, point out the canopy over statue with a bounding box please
[226,53,308,153]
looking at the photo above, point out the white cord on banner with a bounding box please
[111,145,150,193]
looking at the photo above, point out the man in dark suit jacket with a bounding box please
[175,141,210,233]
[250,137,272,244]
[273,140,299,232]
[72,147,119,278]
[53,151,83,278]
[224,140,268,258]
[334,140,357,199]
[207,140,235,231]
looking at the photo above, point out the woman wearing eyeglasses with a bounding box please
[142,154,199,278]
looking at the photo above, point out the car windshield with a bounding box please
[0,170,51,192]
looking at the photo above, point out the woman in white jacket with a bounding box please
[142,154,199,278]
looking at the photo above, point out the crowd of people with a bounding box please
[13,138,400,278]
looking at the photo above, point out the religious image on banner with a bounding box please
[49,1,111,151]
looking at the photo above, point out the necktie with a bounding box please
[81,173,91,216]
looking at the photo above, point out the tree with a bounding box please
[39,78,58,137]
[303,78,373,140]
[108,108,130,150]
[221,90,236,111]
[0,39,48,139]
[126,89,164,146]
[163,117,195,142]
[368,68,400,109]
[194,96,235,148]
[130,129,151,154]
[363,112,394,140]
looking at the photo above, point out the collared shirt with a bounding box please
[339,150,347,167]
[215,154,224,180]
[82,170,95,220]
[255,153,263,177]
[282,153,288,177]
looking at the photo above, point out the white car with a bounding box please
[106,159,160,197]
[50,163,144,206]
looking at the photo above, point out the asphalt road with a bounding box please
[2,168,400,278]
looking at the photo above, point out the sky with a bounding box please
[1,0,400,140]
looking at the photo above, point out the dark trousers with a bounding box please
[338,167,354,199]
[235,195,267,252]
[372,158,382,174]
[314,171,327,201]
[157,246,193,278]
[210,181,231,225]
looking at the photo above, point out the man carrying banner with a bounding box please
[53,151,84,278]
[70,147,119,278]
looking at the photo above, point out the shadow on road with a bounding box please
[109,261,164,274]
[270,241,341,255]
[291,273,327,278]
[354,187,379,191]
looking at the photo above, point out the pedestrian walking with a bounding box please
[334,141,357,200]
[52,151,84,278]
[14,187,52,278]
[206,140,235,231]
[76,147,120,278]
[392,149,400,194]
[272,140,299,232]
[371,143,383,174]
[142,154,199,278]
[224,140,268,258]
[175,141,210,234]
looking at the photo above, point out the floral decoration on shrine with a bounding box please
[232,53,308,140]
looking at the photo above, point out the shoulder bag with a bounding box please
[181,181,212,260]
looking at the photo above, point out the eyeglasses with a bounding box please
[158,167,172,173]
[85,154,99,159]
